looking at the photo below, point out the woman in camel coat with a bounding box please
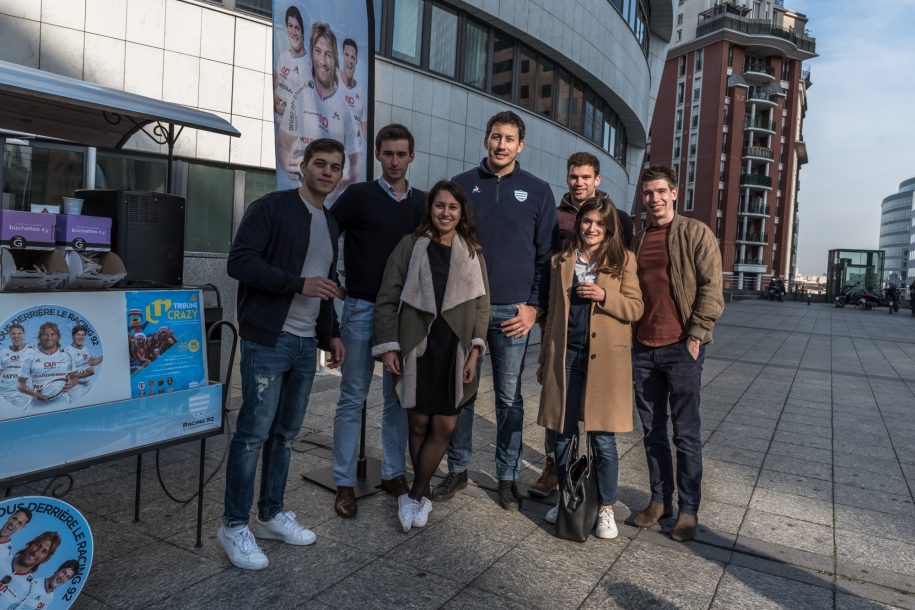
[537,195,643,539]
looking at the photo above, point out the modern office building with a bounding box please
[879,177,915,285]
[637,0,815,290]
[0,0,675,319]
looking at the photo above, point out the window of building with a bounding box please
[569,79,584,132]
[490,33,515,100]
[556,69,572,126]
[461,19,488,89]
[688,161,695,183]
[685,188,694,211]
[374,0,385,52]
[95,153,167,192]
[536,58,554,117]
[677,83,685,105]
[517,46,536,109]
[676,29,682,41]
[2,143,84,210]
[727,45,734,68]
[677,12,683,25]
[679,56,686,77]
[695,49,703,72]
[584,91,596,144]
[781,59,792,81]
[235,0,270,17]
[429,4,458,77]
[676,109,683,131]
[243,169,275,206]
[392,0,424,64]
[592,102,604,145]
[691,105,699,128]
[185,163,234,254]
[674,136,681,158]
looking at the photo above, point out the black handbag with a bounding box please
[555,432,600,542]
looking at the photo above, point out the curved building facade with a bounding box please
[879,177,915,285]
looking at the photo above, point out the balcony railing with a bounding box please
[739,203,770,216]
[744,117,775,131]
[743,145,774,160]
[736,231,767,243]
[739,174,772,188]
[735,256,766,265]
[743,61,775,77]
[696,14,817,53]
[747,90,778,104]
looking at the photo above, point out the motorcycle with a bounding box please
[766,280,786,302]
[884,288,900,314]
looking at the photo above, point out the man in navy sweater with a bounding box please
[219,138,345,570]
[433,111,558,510]
[330,124,425,517]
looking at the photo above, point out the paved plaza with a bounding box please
[16,299,915,609]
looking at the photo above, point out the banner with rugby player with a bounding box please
[272,0,373,204]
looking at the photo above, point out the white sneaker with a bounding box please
[412,497,433,528]
[545,504,559,525]
[217,525,269,570]
[595,506,618,539]
[398,494,419,533]
[253,511,316,546]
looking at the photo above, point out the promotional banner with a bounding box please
[0,496,93,610]
[272,0,373,204]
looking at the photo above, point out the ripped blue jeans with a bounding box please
[223,334,317,527]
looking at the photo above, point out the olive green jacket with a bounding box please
[372,234,490,409]
[632,214,724,343]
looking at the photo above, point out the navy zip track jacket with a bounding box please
[452,159,558,309]
[228,189,341,349]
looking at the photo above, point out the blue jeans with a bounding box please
[632,339,705,515]
[554,348,619,506]
[447,303,530,481]
[223,334,317,527]
[332,297,406,485]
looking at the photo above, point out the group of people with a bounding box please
[274,5,365,199]
[0,508,80,609]
[0,323,101,410]
[127,326,177,373]
[217,110,723,571]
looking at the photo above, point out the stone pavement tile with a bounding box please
[838,557,915,597]
[837,580,915,610]
[767,440,832,465]
[579,539,725,610]
[707,432,772,453]
[696,498,748,536]
[737,509,834,556]
[834,483,915,516]
[835,452,904,475]
[773,429,832,451]
[709,565,833,610]
[84,512,160,566]
[784,398,832,411]
[835,504,915,543]
[472,526,626,607]
[703,443,767,468]
[901,462,915,485]
[779,410,833,427]
[146,567,306,610]
[836,529,915,579]
[757,470,833,502]
[724,413,780,429]
[749,488,833,526]
[835,465,910,495]
[833,428,895,449]
[763,454,833,481]
[385,499,537,584]
[729,550,834,589]
[313,557,462,608]
[70,593,109,609]
[734,533,834,575]
[441,586,528,609]
[715,422,777,441]
[775,421,832,440]
[83,540,225,609]
[834,441,900,462]
[702,478,755,507]
[703,459,761,487]
[100,483,226,541]
[314,490,470,556]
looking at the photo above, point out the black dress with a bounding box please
[415,240,460,415]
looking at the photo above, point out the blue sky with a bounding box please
[789,0,915,275]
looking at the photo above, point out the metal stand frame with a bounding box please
[301,400,382,499]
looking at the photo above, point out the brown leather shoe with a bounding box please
[528,457,559,498]
[379,475,410,497]
[669,512,698,542]
[630,500,674,528]
[334,486,357,518]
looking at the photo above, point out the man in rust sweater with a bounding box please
[630,165,723,542]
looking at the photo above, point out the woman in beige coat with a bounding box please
[373,181,490,533]
[537,195,643,539]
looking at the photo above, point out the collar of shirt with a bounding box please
[377,177,411,202]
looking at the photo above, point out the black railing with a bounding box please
[740,174,772,188]
[739,203,770,215]
[743,145,773,160]
[743,61,775,76]
[747,90,778,103]
[744,117,775,131]
[736,231,767,243]
[697,14,817,53]
[735,256,766,265]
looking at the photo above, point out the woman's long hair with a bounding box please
[561,195,626,277]
[414,180,483,258]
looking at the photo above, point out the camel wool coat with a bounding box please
[537,250,643,433]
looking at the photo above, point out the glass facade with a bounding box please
[826,249,885,299]
[2,144,84,210]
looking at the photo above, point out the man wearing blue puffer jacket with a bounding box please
[432,110,558,510]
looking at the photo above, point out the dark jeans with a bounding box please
[553,348,619,506]
[223,334,317,527]
[632,339,705,515]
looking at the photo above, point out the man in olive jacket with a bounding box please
[630,165,724,542]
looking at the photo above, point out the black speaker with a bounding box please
[74,190,186,286]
